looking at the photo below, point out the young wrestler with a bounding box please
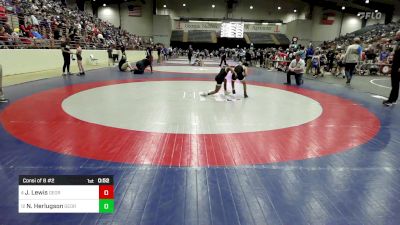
[76,44,85,76]
[231,62,249,98]
[132,56,153,74]
[118,47,134,71]
[201,66,235,96]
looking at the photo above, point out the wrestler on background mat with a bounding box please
[118,47,134,71]
[132,56,153,74]
[232,62,249,98]
[201,66,236,97]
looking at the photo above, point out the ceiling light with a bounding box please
[212,4,215,8]
[294,9,297,13]
[182,3,186,7]
[365,0,369,3]
[103,3,106,6]
[278,6,281,10]
[341,6,345,10]
[375,10,378,13]
[250,5,253,10]
[163,4,166,8]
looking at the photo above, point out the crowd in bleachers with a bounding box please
[0,0,150,49]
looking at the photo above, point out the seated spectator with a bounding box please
[31,27,43,39]
[0,25,13,47]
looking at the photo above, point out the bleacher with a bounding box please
[245,32,275,44]
[274,33,290,45]
[170,30,184,42]
[187,31,215,43]
[351,24,381,36]
[0,0,149,49]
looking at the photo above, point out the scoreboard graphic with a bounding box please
[221,22,244,38]
[19,175,114,213]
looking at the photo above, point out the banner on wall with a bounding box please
[175,21,283,33]
[128,5,142,17]
[321,12,336,25]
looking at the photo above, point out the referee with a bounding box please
[383,31,400,106]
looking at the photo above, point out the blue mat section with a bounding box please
[1,66,400,225]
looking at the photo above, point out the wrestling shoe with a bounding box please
[0,98,9,103]
[383,100,393,107]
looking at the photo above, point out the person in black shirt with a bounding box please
[383,31,400,106]
[201,66,235,96]
[53,28,61,40]
[219,47,227,66]
[107,45,113,66]
[232,62,249,98]
[133,56,153,74]
[188,45,193,64]
[245,50,252,66]
[326,49,335,72]
[157,45,162,63]
[61,38,72,76]
[146,46,153,64]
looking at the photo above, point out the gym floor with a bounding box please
[0,58,399,225]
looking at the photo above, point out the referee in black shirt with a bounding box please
[383,31,400,106]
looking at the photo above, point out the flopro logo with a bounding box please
[358,12,382,20]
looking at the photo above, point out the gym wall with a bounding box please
[156,0,308,23]
[96,2,154,37]
[0,50,157,76]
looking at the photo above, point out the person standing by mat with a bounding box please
[201,66,236,97]
[219,47,227,67]
[343,37,362,84]
[61,37,73,76]
[232,62,249,98]
[188,45,193,64]
[383,31,400,107]
[76,43,85,76]
[0,64,8,103]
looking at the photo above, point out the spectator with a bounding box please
[343,37,362,84]
[0,64,8,103]
[305,44,314,74]
[311,51,321,77]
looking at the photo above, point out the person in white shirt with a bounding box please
[285,52,305,86]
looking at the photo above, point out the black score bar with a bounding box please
[19,175,114,185]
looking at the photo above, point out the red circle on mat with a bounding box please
[0,78,380,167]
